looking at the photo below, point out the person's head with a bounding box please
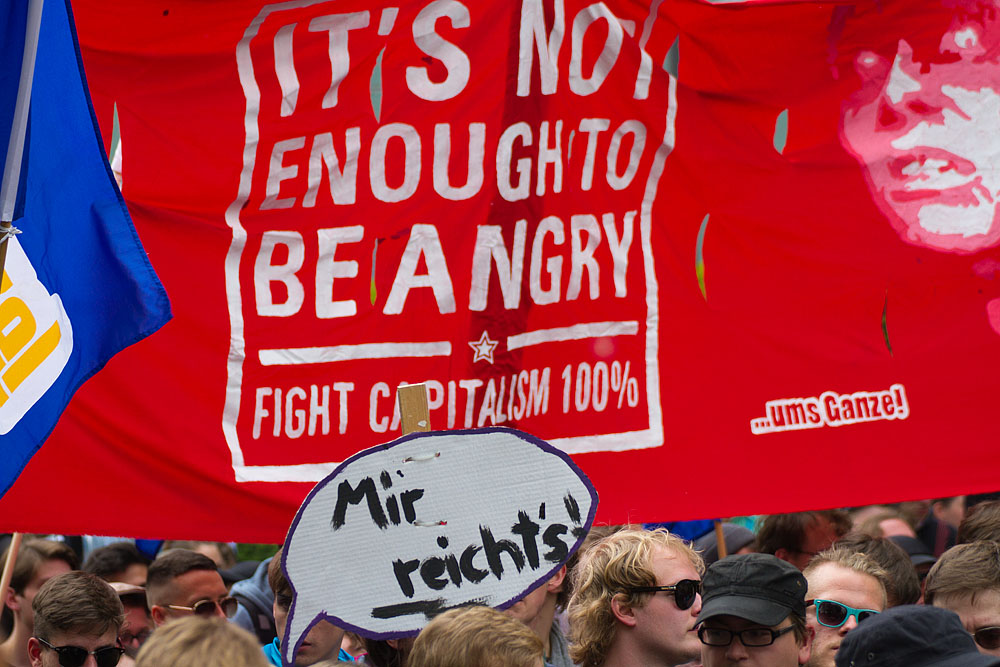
[925,541,1000,657]
[145,550,234,627]
[933,497,968,531]
[363,638,415,667]
[835,533,921,606]
[134,616,269,667]
[3,539,79,635]
[504,565,567,636]
[756,511,851,571]
[568,528,705,667]
[408,605,544,667]
[837,0,1000,254]
[268,548,344,666]
[27,571,124,667]
[835,605,1000,667]
[694,524,757,567]
[158,541,236,570]
[802,548,888,667]
[958,500,1000,544]
[857,510,916,539]
[82,543,150,587]
[887,535,938,583]
[108,583,152,660]
[697,553,812,667]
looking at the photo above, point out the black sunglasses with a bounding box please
[165,595,238,618]
[629,579,702,610]
[974,627,1000,651]
[35,637,124,667]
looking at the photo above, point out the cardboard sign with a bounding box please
[280,427,597,662]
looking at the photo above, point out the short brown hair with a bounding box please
[925,541,1000,605]
[804,547,889,608]
[266,547,291,602]
[567,528,704,667]
[146,550,218,607]
[2,539,78,594]
[834,534,919,606]
[409,605,543,667]
[957,500,1000,544]
[32,571,123,641]
[135,617,269,667]
[756,511,851,555]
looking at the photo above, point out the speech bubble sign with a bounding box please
[281,427,597,664]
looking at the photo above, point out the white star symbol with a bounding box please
[468,331,499,364]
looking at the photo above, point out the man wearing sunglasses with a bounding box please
[697,553,813,667]
[835,605,1000,667]
[567,528,705,667]
[26,571,125,667]
[926,541,1000,657]
[145,550,236,628]
[801,548,887,667]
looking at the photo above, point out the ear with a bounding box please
[798,623,815,666]
[610,594,637,628]
[150,605,168,627]
[546,565,567,594]
[27,637,43,667]
[5,586,18,612]
[774,548,792,564]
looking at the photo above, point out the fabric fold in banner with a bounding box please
[0,0,171,496]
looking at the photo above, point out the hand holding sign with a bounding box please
[280,427,597,665]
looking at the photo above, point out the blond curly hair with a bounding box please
[567,528,704,667]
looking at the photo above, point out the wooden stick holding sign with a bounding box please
[714,520,727,559]
[0,533,24,607]
[397,383,431,436]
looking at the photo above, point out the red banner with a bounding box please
[2,0,998,542]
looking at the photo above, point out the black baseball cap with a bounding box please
[836,605,1000,667]
[888,535,937,567]
[697,553,807,626]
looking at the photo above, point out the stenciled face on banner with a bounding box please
[839,0,1000,254]
[223,1,672,481]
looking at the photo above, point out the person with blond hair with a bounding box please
[567,528,705,667]
[802,547,888,667]
[409,605,543,667]
[135,617,269,667]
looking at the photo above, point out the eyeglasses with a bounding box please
[118,627,152,658]
[35,637,124,667]
[807,599,880,628]
[973,627,1000,651]
[628,579,702,610]
[698,624,796,647]
[165,595,238,618]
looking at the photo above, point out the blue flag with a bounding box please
[0,0,171,495]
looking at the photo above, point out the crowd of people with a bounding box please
[2,493,999,666]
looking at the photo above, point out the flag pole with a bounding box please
[0,533,24,607]
[0,0,45,281]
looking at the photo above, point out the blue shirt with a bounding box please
[263,637,353,665]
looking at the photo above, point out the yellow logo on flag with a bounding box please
[0,239,73,433]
